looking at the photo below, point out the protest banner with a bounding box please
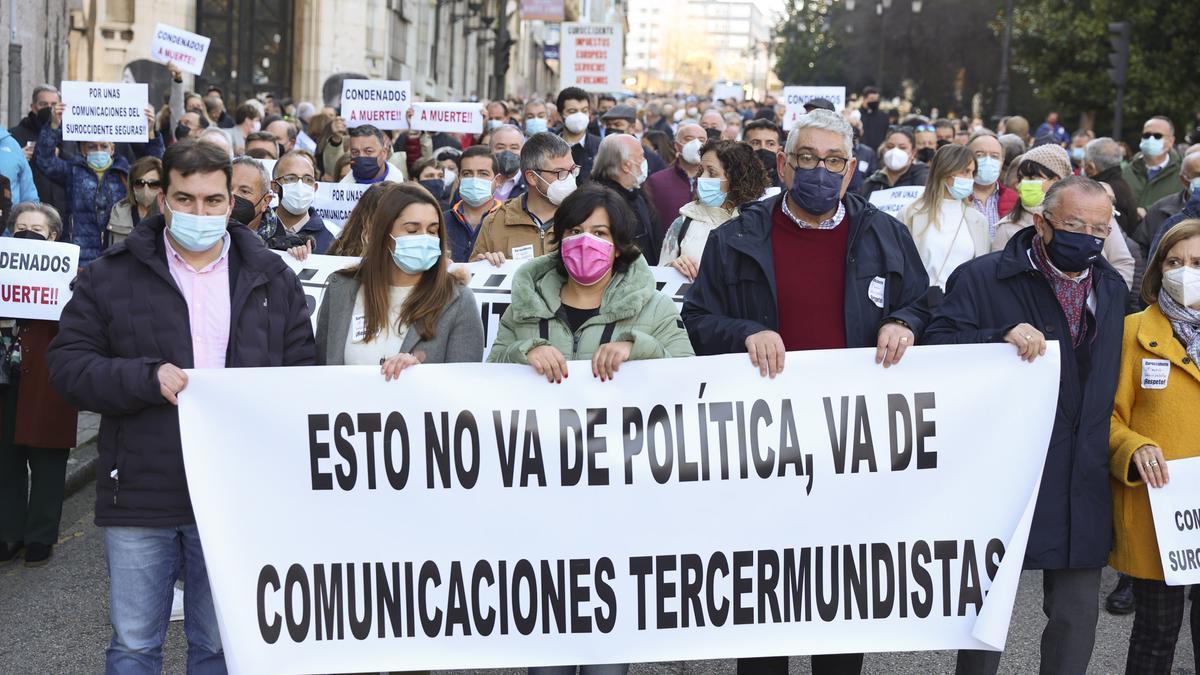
[60,81,149,143]
[312,182,369,231]
[560,23,623,92]
[521,0,564,21]
[782,86,847,130]
[279,255,690,358]
[869,186,926,219]
[340,80,412,130]
[150,23,211,76]
[0,237,79,321]
[178,343,1059,673]
[713,82,745,102]
[1147,456,1200,585]
[409,102,484,135]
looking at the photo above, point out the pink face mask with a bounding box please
[560,232,614,286]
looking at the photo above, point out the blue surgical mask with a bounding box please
[87,151,112,171]
[1189,177,1200,198]
[788,165,842,215]
[525,118,548,135]
[948,176,974,201]
[391,234,443,274]
[166,202,228,252]
[351,156,382,182]
[1140,136,1165,159]
[459,177,494,207]
[974,156,1001,186]
[1069,147,1085,162]
[696,177,727,207]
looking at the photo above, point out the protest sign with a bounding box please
[782,86,847,130]
[150,23,211,76]
[522,0,564,21]
[560,23,623,92]
[340,80,412,130]
[869,186,926,219]
[0,237,79,320]
[279,255,690,359]
[179,343,1058,673]
[713,82,745,102]
[409,102,484,135]
[1147,456,1200,585]
[312,182,369,230]
[60,81,149,143]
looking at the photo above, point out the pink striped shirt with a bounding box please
[164,231,232,369]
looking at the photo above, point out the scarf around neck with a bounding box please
[1158,289,1200,367]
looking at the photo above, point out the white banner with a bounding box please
[1148,456,1200,586]
[150,23,211,76]
[0,238,79,320]
[713,83,745,102]
[869,186,925,219]
[178,344,1058,674]
[782,86,847,131]
[340,80,412,130]
[312,182,369,230]
[409,102,484,134]
[60,81,149,143]
[560,23,623,92]
[279,255,690,359]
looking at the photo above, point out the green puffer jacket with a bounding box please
[488,254,695,364]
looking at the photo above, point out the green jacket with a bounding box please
[1122,149,1182,209]
[488,255,695,364]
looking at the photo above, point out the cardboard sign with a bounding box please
[150,23,211,76]
[409,102,484,134]
[560,23,623,92]
[782,86,848,130]
[869,186,926,219]
[1148,456,1200,585]
[340,80,412,130]
[60,81,149,143]
[0,238,80,320]
[312,182,370,230]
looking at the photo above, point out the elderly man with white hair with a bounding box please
[590,133,662,264]
[196,127,234,159]
[645,123,707,237]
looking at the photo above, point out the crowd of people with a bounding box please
[1,74,1199,675]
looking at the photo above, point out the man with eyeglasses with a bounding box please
[926,176,1126,675]
[268,151,332,254]
[683,107,930,675]
[1123,116,1183,211]
[471,132,578,266]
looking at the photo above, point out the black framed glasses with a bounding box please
[535,165,581,181]
[789,152,850,174]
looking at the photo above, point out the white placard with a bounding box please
[340,80,412,130]
[312,182,370,230]
[60,81,149,143]
[178,343,1058,674]
[150,23,211,76]
[560,23,623,92]
[409,102,484,134]
[782,86,848,131]
[713,82,745,101]
[869,186,926,219]
[0,238,80,320]
[279,255,690,360]
[1147,456,1200,585]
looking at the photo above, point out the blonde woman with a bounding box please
[900,144,989,290]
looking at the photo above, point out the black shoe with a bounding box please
[23,543,52,568]
[1105,574,1135,615]
[0,541,23,563]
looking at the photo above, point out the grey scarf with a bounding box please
[1159,290,1200,367]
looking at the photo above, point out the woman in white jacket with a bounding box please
[900,144,990,290]
[659,140,771,280]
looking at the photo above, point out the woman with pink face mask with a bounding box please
[488,184,694,384]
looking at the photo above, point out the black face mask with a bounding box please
[230,194,262,227]
[867,101,880,112]
[495,151,520,177]
[705,127,721,141]
[34,107,52,128]
[13,229,47,241]
[175,123,191,141]
[755,148,781,187]
[419,179,446,201]
[936,139,950,148]
[916,147,935,163]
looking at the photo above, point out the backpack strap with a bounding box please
[539,318,550,341]
[599,322,617,345]
[677,217,694,246]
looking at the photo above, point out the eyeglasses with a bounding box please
[132,179,161,188]
[789,152,849,174]
[915,125,936,133]
[1141,132,1165,140]
[1043,211,1111,237]
[275,174,318,187]
[535,165,581,182]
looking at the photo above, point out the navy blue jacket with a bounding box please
[682,192,931,353]
[924,227,1125,570]
[594,176,662,266]
[1147,189,1200,261]
[565,132,602,184]
[445,199,499,262]
[48,215,316,527]
[266,207,334,254]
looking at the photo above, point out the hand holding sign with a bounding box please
[527,344,569,383]
[157,363,189,405]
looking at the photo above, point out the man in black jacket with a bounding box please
[590,133,662,265]
[1083,137,1139,237]
[48,140,316,671]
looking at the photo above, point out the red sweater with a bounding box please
[770,204,849,350]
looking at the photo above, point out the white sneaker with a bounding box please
[170,586,185,622]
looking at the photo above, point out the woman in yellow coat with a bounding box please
[1109,218,1200,675]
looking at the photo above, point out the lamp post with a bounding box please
[992,0,1014,121]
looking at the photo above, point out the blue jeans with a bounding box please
[104,525,226,674]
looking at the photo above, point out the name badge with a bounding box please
[1141,358,1170,390]
[352,314,367,343]
[868,276,886,309]
[511,244,535,262]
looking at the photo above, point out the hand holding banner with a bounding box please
[0,237,79,320]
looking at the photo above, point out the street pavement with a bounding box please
[2,479,1196,674]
